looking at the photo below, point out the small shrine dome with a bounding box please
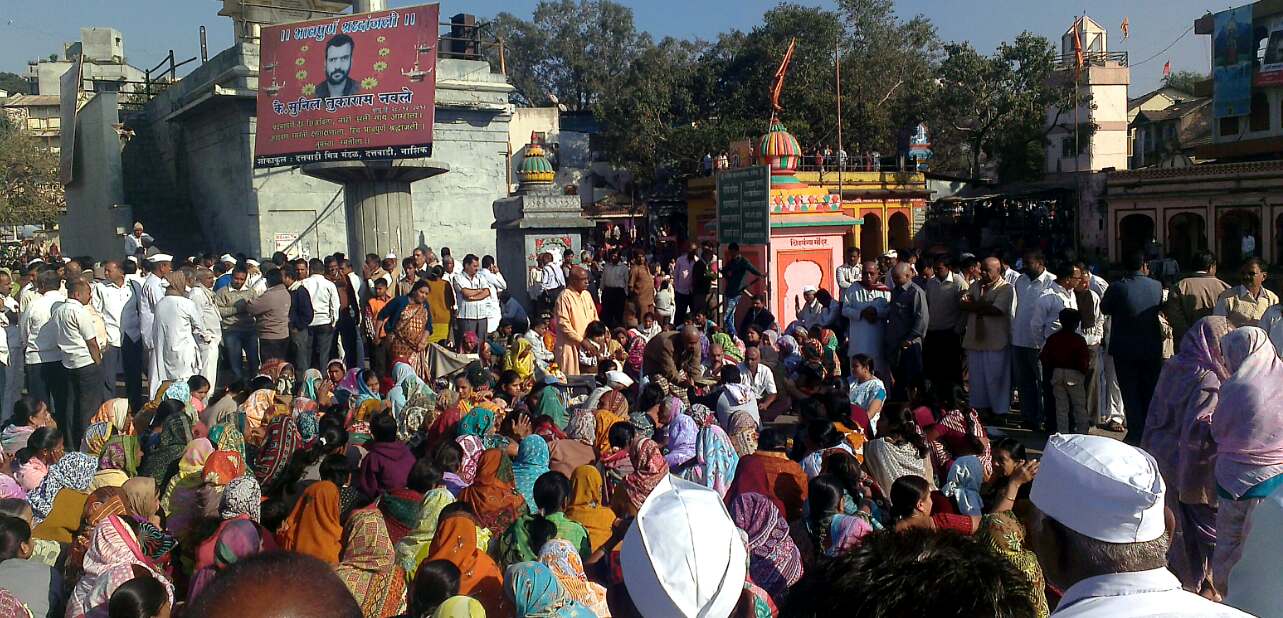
[518,134,555,186]
[759,120,801,176]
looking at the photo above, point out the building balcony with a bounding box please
[1054,51,1128,70]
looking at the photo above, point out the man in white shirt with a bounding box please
[835,247,861,292]
[298,258,339,373]
[1029,434,1250,617]
[453,254,492,349]
[1011,251,1055,430]
[53,278,103,448]
[92,260,131,400]
[600,250,629,327]
[139,254,172,353]
[0,270,18,419]
[537,251,566,315]
[795,286,824,330]
[738,346,776,412]
[480,255,508,334]
[120,258,147,409]
[20,270,68,425]
[1029,263,1080,350]
[189,268,222,391]
[123,222,153,257]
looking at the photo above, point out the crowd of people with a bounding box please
[0,220,1272,616]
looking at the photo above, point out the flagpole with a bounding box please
[835,38,843,199]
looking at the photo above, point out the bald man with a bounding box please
[553,266,599,375]
[960,257,1016,417]
[885,261,928,400]
[643,325,702,388]
[187,552,361,617]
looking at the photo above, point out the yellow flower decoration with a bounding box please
[373,61,388,72]
[301,83,317,97]
[361,77,379,90]
[377,36,386,43]
[378,47,391,57]
[300,45,310,52]
[295,57,306,66]
[295,70,308,80]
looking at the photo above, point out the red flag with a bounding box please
[1163,61,1171,79]
[770,38,797,114]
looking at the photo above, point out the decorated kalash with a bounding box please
[757,118,862,329]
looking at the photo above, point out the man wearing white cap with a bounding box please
[140,254,172,395]
[213,254,238,292]
[795,285,824,330]
[621,475,747,618]
[1029,434,1250,616]
[123,222,153,257]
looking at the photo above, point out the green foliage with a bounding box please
[489,0,644,109]
[0,125,63,226]
[0,72,27,96]
[1164,70,1206,95]
[496,0,1066,188]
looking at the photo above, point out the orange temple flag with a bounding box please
[770,37,797,114]
[1072,18,1084,79]
[1163,61,1172,79]
[1121,17,1130,40]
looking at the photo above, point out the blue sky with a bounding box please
[0,0,1216,94]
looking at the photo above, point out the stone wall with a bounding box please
[61,92,133,259]
[123,44,512,260]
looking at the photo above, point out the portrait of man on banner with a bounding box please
[317,33,360,98]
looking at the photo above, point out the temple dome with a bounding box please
[759,120,801,176]
[518,141,556,185]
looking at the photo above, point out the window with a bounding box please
[1220,116,1240,136]
[1250,91,1270,131]
[1062,136,1075,158]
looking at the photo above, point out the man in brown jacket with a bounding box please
[1165,252,1229,344]
[247,268,291,362]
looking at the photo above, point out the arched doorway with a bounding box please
[1118,213,1154,262]
[861,214,883,257]
[1219,209,1261,272]
[888,212,911,253]
[1167,212,1207,271]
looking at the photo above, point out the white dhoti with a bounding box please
[198,339,220,392]
[148,296,204,398]
[966,348,1010,415]
[1096,348,1124,425]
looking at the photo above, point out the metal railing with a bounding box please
[1054,50,1128,69]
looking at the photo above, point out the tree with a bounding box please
[933,32,1076,181]
[1164,70,1206,95]
[0,72,27,96]
[0,125,63,226]
[489,0,644,109]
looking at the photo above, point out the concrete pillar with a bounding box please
[301,158,449,262]
[344,180,417,260]
[353,0,386,13]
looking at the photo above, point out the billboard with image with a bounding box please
[254,3,439,168]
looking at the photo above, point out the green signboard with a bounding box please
[716,165,771,245]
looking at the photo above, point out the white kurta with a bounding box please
[188,285,221,391]
[139,273,167,350]
[148,295,207,397]
[841,285,891,371]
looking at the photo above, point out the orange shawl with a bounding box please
[456,450,527,536]
[563,465,617,553]
[424,515,510,617]
[592,409,627,457]
[277,480,343,564]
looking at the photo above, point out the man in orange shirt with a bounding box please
[364,277,393,375]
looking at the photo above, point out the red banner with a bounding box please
[254,3,439,168]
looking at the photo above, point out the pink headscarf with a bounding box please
[1143,316,1232,502]
[0,474,25,500]
[15,456,47,492]
[1213,327,1283,499]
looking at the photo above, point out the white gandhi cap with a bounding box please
[621,475,747,618]
[1030,433,1166,543]
[148,254,173,263]
[604,370,634,388]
